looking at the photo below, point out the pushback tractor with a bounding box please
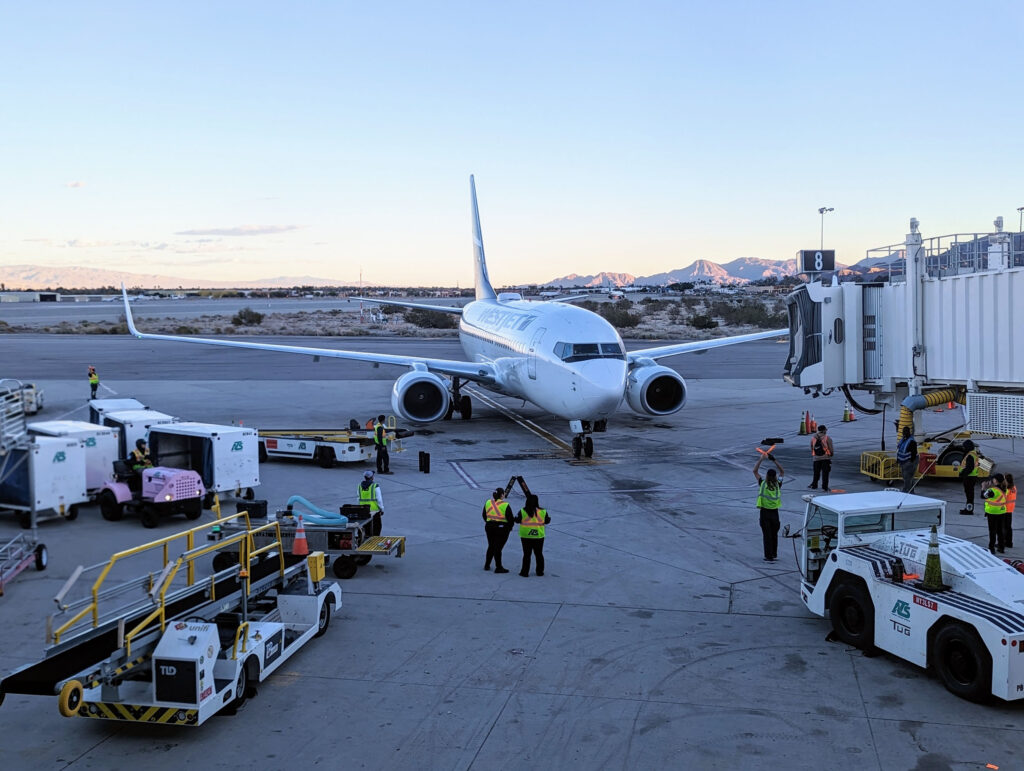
[796,490,1024,702]
[0,511,341,725]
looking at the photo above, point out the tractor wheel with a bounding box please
[66,504,80,521]
[829,580,875,650]
[244,487,255,501]
[258,443,268,463]
[318,447,336,469]
[354,554,372,566]
[34,544,48,571]
[99,491,123,521]
[314,599,332,638]
[184,498,203,520]
[332,557,358,580]
[140,507,160,529]
[933,623,992,702]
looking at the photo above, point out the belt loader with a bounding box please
[0,511,340,725]
[796,490,1024,702]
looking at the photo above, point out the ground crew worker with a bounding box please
[129,438,153,472]
[482,488,513,573]
[896,426,919,493]
[958,440,980,515]
[515,494,550,577]
[1004,473,1016,549]
[983,473,1008,554]
[88,366,99,399]
[753,452,784,562]
[358,470,384,536]
[373,414,391,474]
[808,425,833,491]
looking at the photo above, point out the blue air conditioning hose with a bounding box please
[286,495,348,526]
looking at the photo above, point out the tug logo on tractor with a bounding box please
[231,441,244,451]
[52,451,66,463]
[890,600,911,636]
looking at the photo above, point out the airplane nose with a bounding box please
[575,360,626,418]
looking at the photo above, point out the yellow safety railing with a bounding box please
[231,622,251,659]
[51,510,284,646]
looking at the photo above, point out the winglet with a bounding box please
[121,284,141,337]
[470,175,497,300]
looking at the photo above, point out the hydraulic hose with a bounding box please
[285,494,348,526]
[897,388,964,436]
[841,385,884,415]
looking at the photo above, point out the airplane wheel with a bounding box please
[933,623,991,702]
[332,557,358,580]
[58,680,84,717]
[34,544,48,571]
[140,507,160,529]
[314,599,332,637]
[99,491,123,521]
[571,436,582,459]
[584,437,594,458]
[460,395,472,420]
[444,400,454,420]
[829,580,875,650]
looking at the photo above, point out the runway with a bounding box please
[1,334,1022,770]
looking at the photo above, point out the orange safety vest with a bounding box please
[810,434,832,457]
[519,508,547,539]
[1005,485,1017,514]
[485,499,510,524]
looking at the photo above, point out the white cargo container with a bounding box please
[99,410,177,458]
[88,398,148,424]
[0,436,89,527]
[148,422,260,496]
[27,421,120,493]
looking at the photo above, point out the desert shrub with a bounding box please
[599,306,641,328]
[231,307,264,326]
[708,300,786,328]
[404,308,458,329]
[639,298,672,312]
[380,304,405,315]
[175,325,200,334]
[690,314,719,329]
[666,303,682,320]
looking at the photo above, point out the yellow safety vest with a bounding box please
[358,482,380,512]
[519,508,547,539]
[374,423,389,447]
[130,449,150,470]
[89,372,99,385]
[756,481,781,510]
[984,487,1007,516]
[485,500,509,523]
[963,450,979,477]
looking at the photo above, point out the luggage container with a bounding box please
[88,398,147,424]
[0,436,89,528]
[148,422,260,498]
[99,409,177,458]
[27,420,120,494]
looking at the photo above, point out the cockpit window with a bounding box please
[554,342,626,362]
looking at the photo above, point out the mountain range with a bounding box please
[546,257,802,287]
[0,264,358,290]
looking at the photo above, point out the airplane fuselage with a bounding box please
[458,299,628,421]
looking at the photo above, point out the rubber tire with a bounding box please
[184,498,203,520]
[244,487,255,501]
[99,490,123,522]
[933,623,992,702]
[354,554,372,566]
[318,447,336,469]
[58,680,84,717]
[444,400,454,420]
[140,507,160,529]
[460,395,472,420]
[258,443,268,463]
[829,580,875,650]
[572,436,582,459]
[66,504,79,521]
[332,557,358,580]
[584,436,594,458]
[34,544,48,571]
[314,599,332,638]
[17,511,31,530]
[230,664,248,709]
[212,552,236,572]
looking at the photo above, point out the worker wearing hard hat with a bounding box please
[753,452,785,562]
[358,470,385,536]
[88,366,99,399]
[482,488,513,573]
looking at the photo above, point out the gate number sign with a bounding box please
[798,249,835,273]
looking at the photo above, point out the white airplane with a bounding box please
[122,177,786,458]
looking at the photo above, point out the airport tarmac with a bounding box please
[1,334,1023,770]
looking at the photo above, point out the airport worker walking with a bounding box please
[753,452,784,562]
[958,440,980,515]
[373,414,391,474]
[808,425,833,491]
[482,488,514,573]
[983,473,1008,554]
[358,470,384,536]
[515,494,551,577]
[88,365,99,398]
[129,438,152,472]
[897,426,919,493]
[1004,473,1016,549]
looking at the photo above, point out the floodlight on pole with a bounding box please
[818,207,834,250]
[1017,206,1024,233]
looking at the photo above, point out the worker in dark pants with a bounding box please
[958,440,980,515]
[983,474,1008,554]
[373,415,391,474]
[753,452,784,562]
[88,366,99,399]
[515,494,550,577]
[1005,474,1016,549]
[897,426,919,493]
[482,488,513,573]
[358,470,384,536]
[808,425,833,491]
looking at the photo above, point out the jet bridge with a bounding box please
[785,216,1024,437]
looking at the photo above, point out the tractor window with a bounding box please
[805,505,838,550]
[842,513,892,536]
[892,507,943,532]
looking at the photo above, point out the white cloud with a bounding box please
[64,181,85,188]
[175,225,301,237]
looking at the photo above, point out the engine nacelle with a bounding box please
[391,371,451,424]
[625,365,687,416]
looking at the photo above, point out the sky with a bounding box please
[2,1,1023,287]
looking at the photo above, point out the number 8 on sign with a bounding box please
[814,251,823,271]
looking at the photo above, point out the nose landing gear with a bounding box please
[570,420,595,459]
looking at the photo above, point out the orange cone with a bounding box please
[848,405,856,421]
[292,515,309,556]
[809,414,817,432]
[803,411,811,434]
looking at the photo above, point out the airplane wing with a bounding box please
[121,287,495,383]
[351,297,464,314]
[627,328,787,363]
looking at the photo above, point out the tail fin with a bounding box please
[470,175,497,300]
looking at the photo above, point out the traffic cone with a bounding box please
[803,411,811,434]
[921,524,944,591]
[947,401,954,410]
[847,405,856,421]
[842,404,850,422]
[292,515,309,556]
[809,414,817,432]
[799,414,807,435]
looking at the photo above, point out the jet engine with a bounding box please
[391,371,451,424]
[625,365,687,416]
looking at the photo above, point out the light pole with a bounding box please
[1017,206,1023,233]
[818,207,834,250]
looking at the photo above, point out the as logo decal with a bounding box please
[892,600,911,620]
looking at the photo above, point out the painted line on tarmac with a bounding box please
[466,387,572,454]
[449,461,481,490]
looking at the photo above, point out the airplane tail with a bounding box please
[470,175,497,300]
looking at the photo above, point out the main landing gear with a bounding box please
[570,420,601,459]
[444,377,472,421]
